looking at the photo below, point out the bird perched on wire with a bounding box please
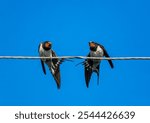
[38,41,63,89]
[83,41,114,88]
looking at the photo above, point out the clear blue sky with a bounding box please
[0,0,150,106]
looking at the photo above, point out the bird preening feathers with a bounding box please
[83,41,114,88]
[38,41,63,89]
[38,41,114,89]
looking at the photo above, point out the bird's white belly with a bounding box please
[90,46,104,68]
[90,51,101,57]
[44,50,52,57]
[90,47,104,57]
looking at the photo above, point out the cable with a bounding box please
[0,56,150,60]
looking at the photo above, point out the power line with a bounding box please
[0,56,150,60]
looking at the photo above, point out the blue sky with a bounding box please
[0,0,150,106]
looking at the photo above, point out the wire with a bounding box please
[0,56,150,60]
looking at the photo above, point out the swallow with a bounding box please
[84,41,114,87]
[38,41,63,89]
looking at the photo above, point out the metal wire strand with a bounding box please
[0,56,150,60]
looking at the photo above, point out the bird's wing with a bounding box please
[84,53,93,88]
[50,50,61,89]
[38,44,46,74]
[98,44,114,69]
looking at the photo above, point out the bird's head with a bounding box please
[89,41,97,51]
[43,41,52,50]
